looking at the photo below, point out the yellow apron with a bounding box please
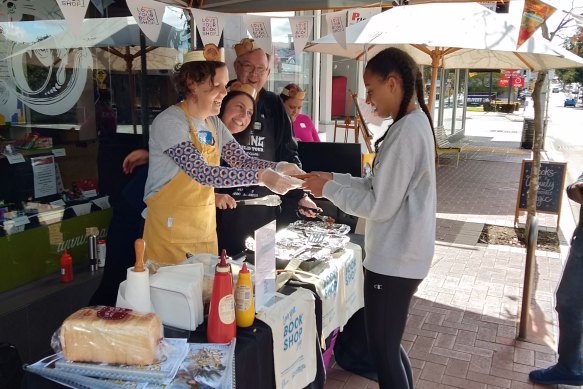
[143,102,220,264]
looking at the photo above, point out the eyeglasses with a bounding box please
[238,62,268,76]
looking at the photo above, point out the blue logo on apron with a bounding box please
[197,130,214,145]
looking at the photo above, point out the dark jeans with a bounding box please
[364,269,422,389]
[556,226,583,375]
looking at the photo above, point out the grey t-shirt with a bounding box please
[144,105,235,202]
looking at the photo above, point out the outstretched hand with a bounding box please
[300,172,333,198]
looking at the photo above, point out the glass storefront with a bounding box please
[0,4,316,291]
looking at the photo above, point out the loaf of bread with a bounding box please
[60,306,163,365]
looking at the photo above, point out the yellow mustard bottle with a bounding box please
[235,262,255,327]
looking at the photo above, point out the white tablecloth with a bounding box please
[287,242,365,339]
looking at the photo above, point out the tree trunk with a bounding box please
[525,70,547,238]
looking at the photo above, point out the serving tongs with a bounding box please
[236,194,282,206]
[297,205,336,224]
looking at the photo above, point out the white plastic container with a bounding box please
[149,263,204,331]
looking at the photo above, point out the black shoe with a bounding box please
[529,365,583,386]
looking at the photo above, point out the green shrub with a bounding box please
[483,102,495,112]
[498,103,515,113]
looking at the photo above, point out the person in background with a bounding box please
[301,47,436,389]
[213,39,317,255]
[142,45,303,265]
[95,89,117,139]
[280,83,321,142]
[529,173,583,386]
[89,153,148,307]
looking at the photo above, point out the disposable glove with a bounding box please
[258,168,303,195]
[275,161,305,176]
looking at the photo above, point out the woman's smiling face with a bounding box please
[187,66,229,118]
[221,93,254,134]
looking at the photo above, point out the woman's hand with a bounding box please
[301,172,332,198]
[122,149,149,174]
[275,161,305,176]
[215,193,237,209]
[258,168,303,195]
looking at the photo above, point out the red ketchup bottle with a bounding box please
[207,249,236,343]
[60,249,74,283]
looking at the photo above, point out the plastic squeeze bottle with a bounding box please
[207,249,236,343]
[235,262,255,328]
[60,249,74,283]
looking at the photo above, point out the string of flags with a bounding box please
[47,0,573,54]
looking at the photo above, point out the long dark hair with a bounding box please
[173,61,226,100]
[365,48,435,168]
[218,90,256,143]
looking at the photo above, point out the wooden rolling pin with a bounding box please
[134,238,146,272]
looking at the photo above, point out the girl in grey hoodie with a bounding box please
[302,47,437,388]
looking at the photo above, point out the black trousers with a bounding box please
[364,269,422,389]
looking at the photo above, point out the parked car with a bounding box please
[552,87,560,93]
[564,97,577,107]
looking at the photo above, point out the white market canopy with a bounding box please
[304,2,583,109]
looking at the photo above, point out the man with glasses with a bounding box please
[215,39,318,255]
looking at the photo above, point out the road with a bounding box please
[544,90,583,184]
[542,90,583,231]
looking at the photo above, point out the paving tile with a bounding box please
[469,354,493,374]
[324,378,346,389]
[444,358,470,378]
[455,329,478,346]
[432,346,472,361]
[514,348,536,366]
[342,374,377,389]
[420,361,446,383]
[441,374,488,389]
[467,371,512,388]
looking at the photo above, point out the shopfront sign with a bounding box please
[347,7,381,26]
[498,76,525,88]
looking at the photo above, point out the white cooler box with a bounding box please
[149,263,205,331]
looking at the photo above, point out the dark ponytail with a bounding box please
[365,48,434,168]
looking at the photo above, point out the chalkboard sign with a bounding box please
[514,160,567,229]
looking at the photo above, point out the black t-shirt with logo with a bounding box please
[216,88,304,254]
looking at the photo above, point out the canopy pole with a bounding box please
[428,50,441,112]
[126,46,137,135]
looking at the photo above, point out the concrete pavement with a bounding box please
[324,109,581,389]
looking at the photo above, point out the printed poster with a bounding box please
[517,0,556,48]
[31,156,57,199]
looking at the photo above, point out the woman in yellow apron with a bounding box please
[142,46,303,265]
